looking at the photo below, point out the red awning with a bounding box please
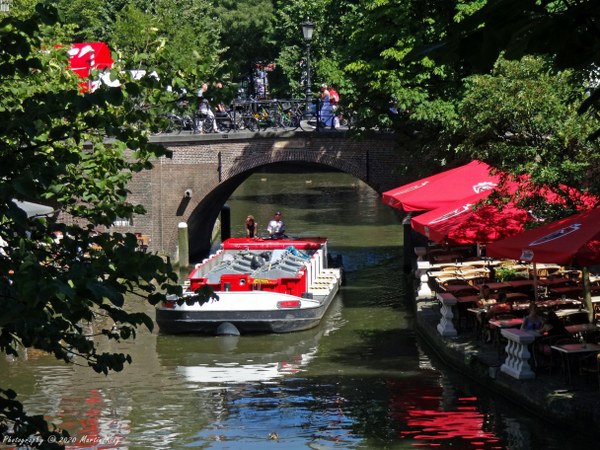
[381,160,499,211]
[486,208,600,267]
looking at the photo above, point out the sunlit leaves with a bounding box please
[0,4,202,442]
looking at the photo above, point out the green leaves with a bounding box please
[0,4,208,443]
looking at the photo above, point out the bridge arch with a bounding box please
[122,132,406,262]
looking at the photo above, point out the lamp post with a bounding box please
[301,20,315,117]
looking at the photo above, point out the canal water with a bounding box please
[0,169,594,449]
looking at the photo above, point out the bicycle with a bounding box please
[276,100,306,130]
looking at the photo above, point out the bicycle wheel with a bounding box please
[202,117,214,134]
[279,110,295,129]
[243,116,259,131]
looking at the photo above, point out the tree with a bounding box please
[0,4,209,446]
[426,0,600,138]
[214,0,277,84]
[454,55,600,218]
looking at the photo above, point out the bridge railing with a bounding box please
[157,98,343,134]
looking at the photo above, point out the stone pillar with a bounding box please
[178,222,189,277]
[437,292,457,337]
[415,252,433,299]
[500,329,537,380]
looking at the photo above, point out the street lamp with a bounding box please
[301,20,315,117]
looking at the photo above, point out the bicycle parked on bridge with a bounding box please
[158,98,314,134]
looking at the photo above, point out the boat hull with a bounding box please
[155,285,340,334]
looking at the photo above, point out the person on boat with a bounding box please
[245,215,258,238]
[267,211,286,239]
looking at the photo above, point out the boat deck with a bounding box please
[195,248,313,284]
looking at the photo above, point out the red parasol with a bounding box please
[381,160,500,211]
[486,208,600,267]
[410,192,530,245]
[67,42,114,91]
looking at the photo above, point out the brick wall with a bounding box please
[106,131,407,261]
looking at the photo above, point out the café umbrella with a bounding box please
[410,192,530,245]
[381,160,500,211]
[486,208,600,309]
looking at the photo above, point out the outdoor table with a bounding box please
[538,299,581,310]
[565,323,598,341]
[549,285,583,297]
[488,318,524,353]
[474,281,512,292]
[538,277,575,288]
[507,279,536,290]
[488,318,523,329]
[505,292,530,303]
[455,295,480,330]
[550,342,600,385]
[467,307,487,340]
[441,283,478,295]
[555,308,588,319]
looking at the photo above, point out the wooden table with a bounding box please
[538,277,575,288]
[442,284,478,295]
[565,323,598,340]
[454,295,480,330]
[550,285,583,297]
[474,282,512,291]
[507,279,536,290]
[488,318,524,352]
[550,343,600,384]
[488,318,523,329]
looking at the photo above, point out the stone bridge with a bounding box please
[121,130,407,263]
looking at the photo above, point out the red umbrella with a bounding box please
[486,208,600,267]
[410,194,530,245]
[67,42,114,91]
[382,160,500,211]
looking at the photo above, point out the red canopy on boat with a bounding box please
[410,191,530,245]
[486,208,600,267]
[381,160,499,211]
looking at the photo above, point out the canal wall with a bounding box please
[413,290,600,437]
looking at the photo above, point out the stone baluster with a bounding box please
[415,249,433,299]
[436,292,457,337]
[500,329,537,380]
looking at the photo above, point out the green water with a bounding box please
[0,170,594,449]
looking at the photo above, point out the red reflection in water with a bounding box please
[388,380,504,449]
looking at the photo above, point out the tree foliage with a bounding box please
[0,4,212,444]
[426,0,600,138]
[454,55,600,218]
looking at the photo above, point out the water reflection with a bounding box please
[2,170,596,449]
[156,298,344,386]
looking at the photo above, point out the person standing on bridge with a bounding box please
[197,82,219,133]
[267,211,286,239]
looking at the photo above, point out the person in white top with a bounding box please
[267,211,286,239]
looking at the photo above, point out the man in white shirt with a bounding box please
[267,211,286,238]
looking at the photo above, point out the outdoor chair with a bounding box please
[579,352,600,390]
[533,336,578,375]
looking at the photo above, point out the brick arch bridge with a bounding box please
[123,130,407,263]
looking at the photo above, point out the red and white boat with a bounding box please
[156,237,343,335]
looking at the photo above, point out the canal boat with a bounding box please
[155,236,343,335]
